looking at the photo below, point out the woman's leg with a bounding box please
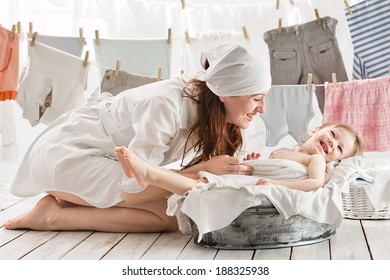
[4,194,178,232]
[114,146,203,195]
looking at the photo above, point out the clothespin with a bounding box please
[306,73,313,92]
[276,0,280,10]
[242,26,249,39]
[29,22,33,38]
[278,18,282,34]
[83,51,89,67]
[17,21,21,34]
[185,31,190,44]
[315,9,321,25]
[79,27,84,45]
[157,68,163,81]
[114,60,121,77]
[289,0,294,5]
[31,32,38,47]
[10,24,16,41]
[332,73,337,87]
[181,0,186,9]
[344,0,353,16]
[180,69,184,75]
[167,28,172,44]
[95,30,100,45]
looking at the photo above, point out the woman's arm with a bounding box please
[180,155,254,175]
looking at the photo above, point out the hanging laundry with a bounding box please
[0,25,19,101]
[346,0,390,80]
[36,34,85,57]
[16,40,89,126]
[181,30,248,76]
[323,76,390,152]
[94,38,171,81]
[100,69,158,96]
[260,85,315,146]
[264,16,348,114]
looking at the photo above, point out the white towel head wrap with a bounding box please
[200,43,271,97]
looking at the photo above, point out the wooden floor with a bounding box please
[1,183,390,260]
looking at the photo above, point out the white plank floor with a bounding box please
[1,183,390,260]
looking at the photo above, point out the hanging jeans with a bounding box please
[323,76,390,152]
[264,16,348,113]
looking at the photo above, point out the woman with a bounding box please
[5,43,271,232]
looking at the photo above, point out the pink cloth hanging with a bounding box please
[323,76,390,152]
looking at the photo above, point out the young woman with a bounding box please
[108,121,364,201]
[4,43,271,232]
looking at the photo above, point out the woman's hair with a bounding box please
[181,77,243,168]
[306,121,365,157]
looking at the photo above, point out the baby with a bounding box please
[114,121,364,201]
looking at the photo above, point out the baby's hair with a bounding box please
[302,121,364,157]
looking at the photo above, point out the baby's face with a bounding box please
[302,126,355,162]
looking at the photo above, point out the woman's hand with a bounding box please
[203,155,254,175]
[244,152,261,161]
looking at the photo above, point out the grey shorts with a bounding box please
[264,16,348,113]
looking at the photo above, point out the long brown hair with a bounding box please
[181,78,243,168]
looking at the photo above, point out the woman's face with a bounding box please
[302,126,355,162]
[220,91,268,129]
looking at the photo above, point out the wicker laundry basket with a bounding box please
[189,195,337,250]
[342,186,390,219]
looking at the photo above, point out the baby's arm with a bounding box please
[257,154,326,192]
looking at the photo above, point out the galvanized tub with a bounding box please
[190,196,337,250]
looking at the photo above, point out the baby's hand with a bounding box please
[244,152,261,161]
[256,178,273,185]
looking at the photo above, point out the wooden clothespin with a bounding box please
[29,22,33,38]
[344,0,353,16]
[242,26,249,39]
[17,21,21,34]
[180,69,184,75]
[181,0,186,9]
[95,30,100,45]
[332,73,337,87]
[79,27,84,45]
[185,31,190,44]
[10,24,16,41]
[289,0,294,5]
[31,32,38,47]
[306,73,313,92]
[83,51,89,67]
[278,18,282,34]
[315,9,321,25]
[114,60,121,77]
[157,68,163,81]
[167,28,172,44]
[276,0,280,10]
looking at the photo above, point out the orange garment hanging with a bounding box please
[0,25,19,101]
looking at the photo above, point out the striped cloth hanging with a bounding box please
[346,0,390,80]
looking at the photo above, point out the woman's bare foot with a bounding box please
[114,146,155,187]
[3,195,62,230]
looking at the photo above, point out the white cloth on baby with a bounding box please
[17,40,89,126]
[167,157,361,240]
[260,85,315,146]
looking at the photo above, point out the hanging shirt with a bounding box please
[0,25,19,101]
[16,40,89,126]
[94,38,171,81]
[346,0,390,79]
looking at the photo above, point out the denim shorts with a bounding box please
[264,17,348,113]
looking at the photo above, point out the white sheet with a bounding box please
[167,157,363,240]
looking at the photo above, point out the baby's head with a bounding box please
[302,122,364,162]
